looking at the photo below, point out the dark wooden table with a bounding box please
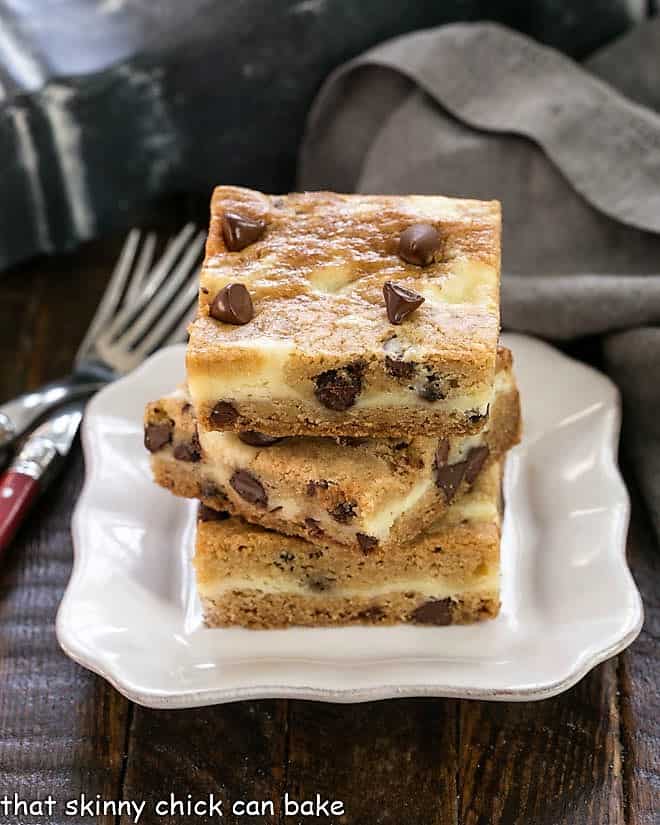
[0,205,658,825]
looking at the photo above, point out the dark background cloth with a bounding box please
[298,18,660,544]
[0,0,652,271]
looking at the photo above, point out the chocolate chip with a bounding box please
[328,500,357,523]
[221,211,266,251]
[336,436,368,447]
[305,518,324,539]
[398,223,441,267]
[435,439,450,466]
[384,355,416,379]
[434,438,467,503]
[410,598,453,625]
[383,281,425,325]
[280,551,295,563]
[230,469,267,507]
[308,575,333,592]
[173,430,201,462]
[198,505,230,522]
[313,363,364,411]
[434,459,467,503]
[210,401,238,427]
[418,385,444,402]
[418,373,446,402]
[173,441,201,462]
[357,533,379,553]
[144,420,173,452]
[464,446,490,485]
[238,431,283,446]
[210,283,254,325]
[468,406,489,425]
[306,479,329,496]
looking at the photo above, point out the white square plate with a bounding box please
[57,333,643,707]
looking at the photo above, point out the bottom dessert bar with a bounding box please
[194,462,503,629]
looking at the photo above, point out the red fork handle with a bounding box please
[0,471,41,553]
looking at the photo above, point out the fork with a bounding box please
[0,223,205,454]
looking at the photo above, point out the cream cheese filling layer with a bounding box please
[360,477,434,539]
[357,364,512,415]
[197,570,499,600]
[188,337,497,413]
[436,498,499,528]
[354,388,492,413]
[189,371,494,416]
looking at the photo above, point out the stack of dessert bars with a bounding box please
[144,186,521,629]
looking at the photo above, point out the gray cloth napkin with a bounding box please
[298,19,660,544]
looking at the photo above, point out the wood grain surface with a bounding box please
[0,206,657,825]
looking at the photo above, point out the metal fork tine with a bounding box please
[131,277,199,361]
[141,222,197,298]
[124,232,156,305]
[114,230,205,351]
[101,224,198,341]
[74,229,140,365]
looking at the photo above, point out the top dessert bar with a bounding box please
[187,186,501,438]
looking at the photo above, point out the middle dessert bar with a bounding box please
[145,349,519,552]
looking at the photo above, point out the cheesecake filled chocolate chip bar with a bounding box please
[144,184,517,629]
[187,186,501,439]
[145,348,519,552]
[193,462,504,629]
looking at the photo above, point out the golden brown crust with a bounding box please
[204,187,501,271]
